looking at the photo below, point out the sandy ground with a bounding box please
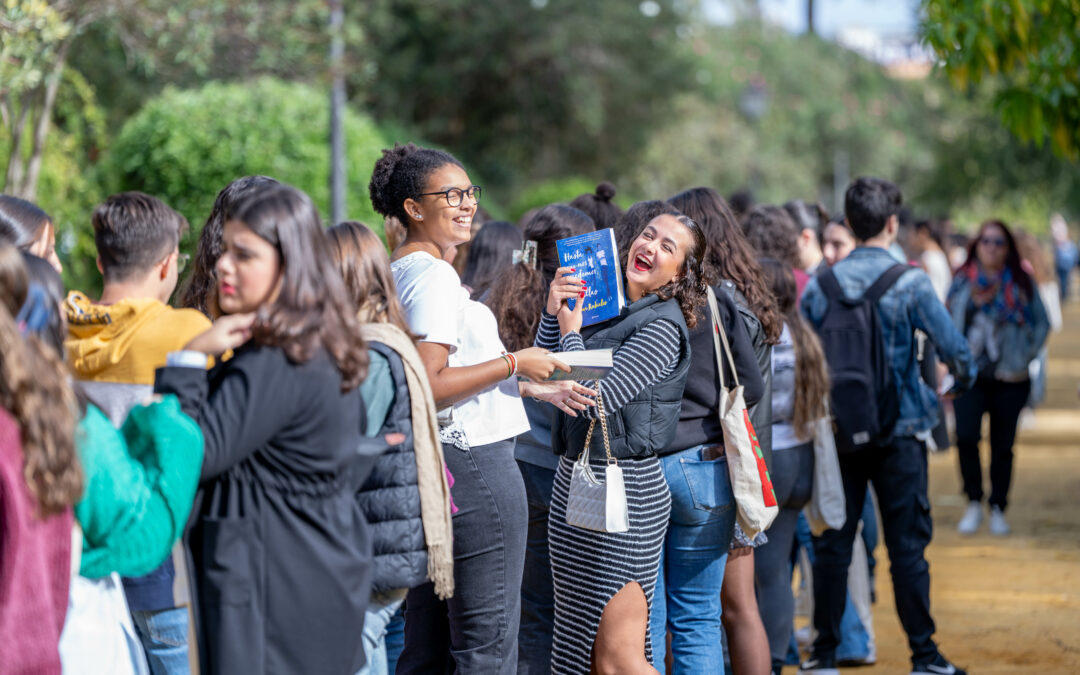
[841,300,1080,674]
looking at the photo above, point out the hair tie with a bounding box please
[15,283,52,337]
[513,240,539,270]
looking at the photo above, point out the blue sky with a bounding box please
[703,0,922,37]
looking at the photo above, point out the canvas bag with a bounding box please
[708,287,778,538]
[804,410,847,536]
[565,392,629,533]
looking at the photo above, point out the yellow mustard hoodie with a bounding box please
[65,291,212,385]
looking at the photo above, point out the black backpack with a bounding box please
[815,264,910,453]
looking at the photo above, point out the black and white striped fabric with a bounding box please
[534,311,680,418]
[547,454,671,674]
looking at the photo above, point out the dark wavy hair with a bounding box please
[461,221,522,300]
[959,219,1035,299]
[486,205,595,351]
[326,220,418,342]
[668,187,782,343]
[784,199,828,242]
[181,175,280,317]
[570,181,623,231]
[226,185,368,391]
[369,143,463,227]
[0,243,82,517]
[616,200,708,329]
[741,204,802,269]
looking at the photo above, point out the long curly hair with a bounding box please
[226,185,368,391]
[0,243,81,517]
[181,175,280,317]
[486,205,595,351]
[760,258,829,438]
[668,187,783,343]
[326,220,418,342]
[616,201,709,329]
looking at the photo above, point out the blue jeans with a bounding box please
[650,445,737,673]
[398,439,527,675]
[516,461,556,675]
[357,589,408,675]
[130,607,189,675]
[385,607,404,673]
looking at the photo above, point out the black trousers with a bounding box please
[811,436,937,662]
[953,376,1031,511]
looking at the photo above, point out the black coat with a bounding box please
[667,284,766,456]
[155,343,381,675]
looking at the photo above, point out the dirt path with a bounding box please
[855,300,1080,673]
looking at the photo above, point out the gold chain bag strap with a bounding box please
[564,391,629,533]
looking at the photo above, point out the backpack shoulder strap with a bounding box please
[817,268,845,301]
[863,264,911,303]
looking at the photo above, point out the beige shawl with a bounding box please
[360,322,455,599]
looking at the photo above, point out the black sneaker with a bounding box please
[797,654,839,675]
[910,653,967,675]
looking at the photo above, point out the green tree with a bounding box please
[921,0,1080,159]
[100,78,389,239]
[360,0,697,189]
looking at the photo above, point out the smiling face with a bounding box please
[215,219,282,315]
[975,222,1009,272]
[625,214,693,299]
[404,163,477,250]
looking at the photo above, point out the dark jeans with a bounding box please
[516,460,556,675]
[398,439,527,675]
[811,436,937,663]
[953,377,1031,511]
[755,442,814,665]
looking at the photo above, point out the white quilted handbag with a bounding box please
[565,392,629,533]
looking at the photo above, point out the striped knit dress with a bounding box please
[536,312,678,674]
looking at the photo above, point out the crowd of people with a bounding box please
[0,141,1061,675]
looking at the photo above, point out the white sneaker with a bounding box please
[989,506,1011,536]
[956,501,983,534]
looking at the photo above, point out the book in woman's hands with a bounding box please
[556,229,625,327]
[546,349,614,381]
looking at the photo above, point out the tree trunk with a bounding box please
[4,93,32,197]
[21,39,72,201]
[807,0,815,35]
[329,0,346,225]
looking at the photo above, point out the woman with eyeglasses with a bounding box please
[947,219,1049,537]
[370,143,579,674]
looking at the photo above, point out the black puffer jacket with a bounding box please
[356,341,428,593]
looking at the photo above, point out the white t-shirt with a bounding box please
[391,251,529,447]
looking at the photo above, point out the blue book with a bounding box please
[555,229,625,327]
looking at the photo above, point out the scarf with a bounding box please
[359,322,455,599]
[964,263,1032,326]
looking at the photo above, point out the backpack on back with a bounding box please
[815,264,910,453]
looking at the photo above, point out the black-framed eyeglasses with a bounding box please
[419,185,482,207]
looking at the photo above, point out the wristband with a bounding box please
[508,352,518,377]
[501,354,513,379]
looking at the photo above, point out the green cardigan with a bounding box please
[74,395,203,579]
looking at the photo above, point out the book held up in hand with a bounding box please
[555,229,625,327]
[546,349,614,381]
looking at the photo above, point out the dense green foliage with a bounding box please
[921,0,1080,159]
[101,78,388,240]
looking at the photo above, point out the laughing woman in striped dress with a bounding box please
[536,203,708,674]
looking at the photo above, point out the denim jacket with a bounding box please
[946,273,1049,382]
[801,247,977,439]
